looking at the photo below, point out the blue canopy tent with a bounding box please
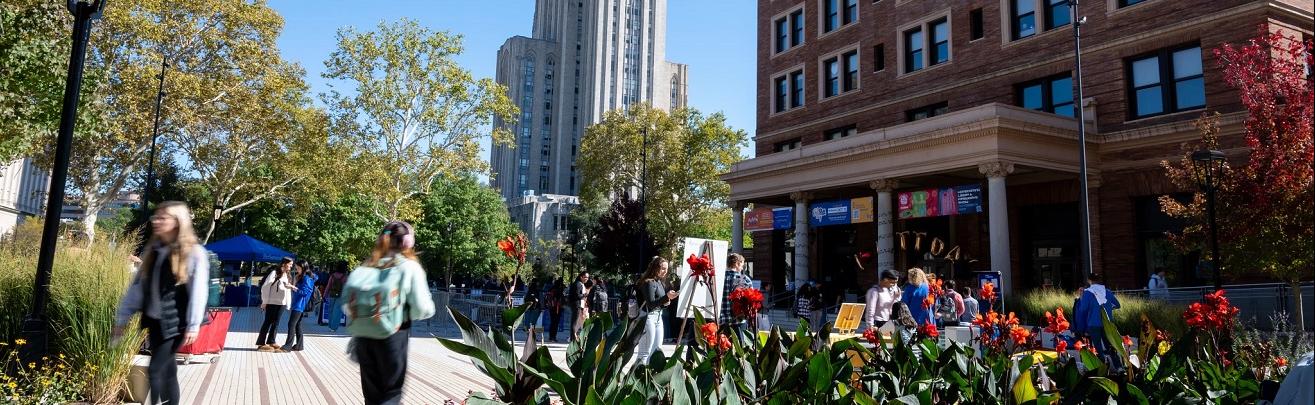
[205,234,295,307]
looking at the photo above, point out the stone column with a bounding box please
[790,191,812,289]
[869,179,899,275]
[730,200,745,254]
[979,161,1015,296]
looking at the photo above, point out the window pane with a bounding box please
[1050,76,1073,106]
[1018,13,1036,38]
[933,20,948,43]
[1135,86,1164,116]
[1175,77,1205,109]
[1021,84,1044,110]
[1053,103,1075,117]
[775,78,787,112]
[826,0,839,31]
[776,19,788,52]
[1015,0,1035,14]
[844,0,857,24]
[791,12,804,46]
[907,30,923,52]
[1048,0,1070,28]
[906,29,923,71]
[935,43,949,64]
[792,72,804,107]
[910,50,923,71]
[1131,57,1160,87]
[1172,47,1202,79]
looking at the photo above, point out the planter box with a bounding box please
[122,355,150,403]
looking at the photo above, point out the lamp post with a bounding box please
[139,56,168,243]
[1191,148,1226,290]
[1068,0,1095,281]
[21,0,107,359]
[637,122,650,273]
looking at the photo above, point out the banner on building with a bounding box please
[772,207,793,230]
[898,184,984,219]
[850,197,873,223]
[744,207,775,231]
[806,197,874,227]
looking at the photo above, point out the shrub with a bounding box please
[0,219,145,403]
[1015,289,1186,337]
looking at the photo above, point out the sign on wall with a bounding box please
[745,206,795,231]
[807,197,874,227]
[771,207,793,230]
[898,184,983,219]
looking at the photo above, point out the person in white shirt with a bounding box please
[1147,268,1169,299]
[256,258,295,351]
[959,287,980,323]
[865,270,902,330]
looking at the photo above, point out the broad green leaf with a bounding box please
[1090,377,1119,396]
[1013,368,1038,404]
[1099,311,1128,368]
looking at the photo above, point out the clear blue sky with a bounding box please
[268,0,757,160]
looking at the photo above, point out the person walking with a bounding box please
[1073,273,1123,369]
[720,253,752,329]
[570,272,591,341]
[257,258,295,352]
[864,270,902,330]
[795,283,814,328]
[809,282,828,332]
[959,286,980,324]
[283,260,318,351]
[900,268,934,327]
[936,280,966,327]
[546,281,564,342]
[1147,268,1169,299]
[113,201,210,405]
[343,221,436,405]
[323,262,348,330]
[636,257,680,365]
[589,279,609,318]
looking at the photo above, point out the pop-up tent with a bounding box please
[205,234,295,307]
[205,233,294,262]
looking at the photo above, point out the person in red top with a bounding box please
[322,262,349,331]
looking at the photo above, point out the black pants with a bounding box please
[355,329,409,405]
[284,310,305,349]
[256,305,285,346]
[142,318,182,405]
[547,310,561,341]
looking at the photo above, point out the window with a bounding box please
[930,19,949,65]
[1044,0,1070,30]
[773,69,806,112]
[823,125,858,140]
[843,0,858,25]
[904,27,924,72]
[823,0,840,32]
[970,8,984,40]
[791,10,805,46]
[1128,45,1205,118]
[776,8,805,53]
[774,138,802,152]
[823,58,840,97]
[1011,0,1036,40]
[873,44,885,71]
[791,70,805,107]
[1118,0,1147,7]
[775,17,789,53]
[906,102,949,122]
[843,50,859,91]
[774,77,788,113]
[1017,74,1075,117]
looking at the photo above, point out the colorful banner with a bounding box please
[809,200,852,227]
[898,184,983,219]
[744,208,775,231]
[772,207,793,230]
[850,197,873,223]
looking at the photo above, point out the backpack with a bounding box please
[626,284,642,319]
[937,291,958,323]
[342,257,412,339]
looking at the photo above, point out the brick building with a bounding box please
[721,0,1312,298]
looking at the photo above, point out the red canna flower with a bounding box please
[980,282,997,304]
[1009,326,1031,347]
[1183,290,1241,332]
[1055,340,1068,353]
[922,295,936,309]
[1073,339,1087,353]
[919,321,939,339]
[729,287,764,321]
[863,328,884,347]
[1122,335,1133,348]
[1276,357,1288,368]
[1043,307,1070,334]
[687,254,715,280]
[718,335,732,352]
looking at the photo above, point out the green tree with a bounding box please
[415,175,518,286]
[578,104,747,257]
[321,19,518,221]
[0,0,67,162]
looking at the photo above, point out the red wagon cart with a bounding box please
[176,307,232,364]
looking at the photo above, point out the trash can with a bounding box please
[208,278,222,307]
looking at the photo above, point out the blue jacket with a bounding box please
[289,272,319,312]
[900,284,933,326]
[1072,285,1120,333]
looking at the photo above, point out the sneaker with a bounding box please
[257,345,275,352]
[269,344,282,350]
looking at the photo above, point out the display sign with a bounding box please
[744,208,775,231]
[850,197,873,223]
[772,207,793,230]
[898,184,983,219]
[809,199,852,227]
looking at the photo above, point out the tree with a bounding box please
[578,104,747,257]
[213,192,380,265]
[0,0,67,162]
[321,19,518,221]
[414,175,518,287]
[1160,28,1313,328]
[578,198,659,277]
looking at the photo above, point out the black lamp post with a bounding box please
[1191,148,1226,290]
[1068,0,1095,281]
[637,123,649,273]
[139,56,168,243]
[21,0,107,360]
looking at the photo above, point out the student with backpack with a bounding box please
[257,258,295,352]
[342,221,436,405]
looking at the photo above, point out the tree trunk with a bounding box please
[1293,281,1307,331]
[203,212,221,244]
[80,211,98,247]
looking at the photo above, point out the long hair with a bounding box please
[639,256,667,283]
[265,257,292,286]
[363,221,418,268]
[906,268,928,287]
[292,259,311,286]
[137,201,199,285]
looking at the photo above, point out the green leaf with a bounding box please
[1152,330,1196,382]
[1099,311,1129,368]
[807,351,835,394]
[1014,368,1039,404]
[1124,383,1150,405]
[893,394,922,405]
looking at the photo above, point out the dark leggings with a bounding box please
[142,318,182,405]
[355,329,410,405]
[256,305,285,346]
[284,310,305,349]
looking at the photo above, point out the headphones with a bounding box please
[380,221,415,250]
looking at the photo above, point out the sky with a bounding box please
[268,0,758,161]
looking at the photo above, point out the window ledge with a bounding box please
[817,23,858,41]
[768,106,808,118]
[897,60,953,79]
[770,45,805,60]
[819,88,862,104]
[1000,25,1070,50]
[1122,107,1206,125]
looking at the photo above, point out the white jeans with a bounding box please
[635,310,664,365]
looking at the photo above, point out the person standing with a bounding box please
[589,279,609,318]
[1147,268,1169,299]
[959,286,980,324]
[1073,273,1123,369]
[936,280,966,327]
[343,221,436,405]
[795,283,814,327]
[809,282,828,332]
[284,260,318,351]
[257,258,295,351]
[720,253,752,329]
[523,280,542,341]
[546,281,564,342]
[636,257,680,365]
[900,268,934,327]
[323,262,348,330]
[113,201,210,405]
[864,270,902,330]
[570,272,591,341]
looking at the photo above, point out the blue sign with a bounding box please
[809,199,852,227]
[955,185,983,214]
[771,207,793,230]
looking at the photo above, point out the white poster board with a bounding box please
[674,237,729,319]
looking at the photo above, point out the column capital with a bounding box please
[868,179,899,192]
[789,191,813,202]
[978,161,1015,178]
[729,200,746,210]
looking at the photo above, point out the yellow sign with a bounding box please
[849,197,873,223]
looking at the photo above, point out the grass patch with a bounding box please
[1015,289,1187,337]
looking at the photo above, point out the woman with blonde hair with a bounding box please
[113,201,210,405]
[899,268,934,327]
[635,256,679,365]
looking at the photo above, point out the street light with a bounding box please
[139,56,169,246]
[1068,0,1096,281]
[1191,148,1226,290]
[21,0,107,360]
[637,121,651,273]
